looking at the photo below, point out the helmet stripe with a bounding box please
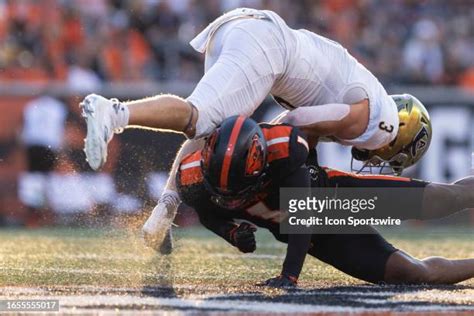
[220,116,246,190]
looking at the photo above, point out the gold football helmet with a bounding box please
[352,94,432,175]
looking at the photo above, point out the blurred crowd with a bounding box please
[1,0,474,226]
[1,0,474,88]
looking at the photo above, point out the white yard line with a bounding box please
[4,285,474,301]
[0,293,473,314]
[0,285,474,314]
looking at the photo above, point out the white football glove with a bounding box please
[142,191,180,254]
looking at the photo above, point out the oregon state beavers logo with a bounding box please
[245,134,265,176]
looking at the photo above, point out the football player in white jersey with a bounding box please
[79,8,430,250]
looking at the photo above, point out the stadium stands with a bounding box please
[0,0,473,224]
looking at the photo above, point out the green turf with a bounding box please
[0,226,473,289]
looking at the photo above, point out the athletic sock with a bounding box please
[111,99,129,134]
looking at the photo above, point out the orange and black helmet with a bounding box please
[201,115,268,209]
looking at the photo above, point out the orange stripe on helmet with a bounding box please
[220,116,246,190]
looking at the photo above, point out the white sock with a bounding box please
[111,100,129,134]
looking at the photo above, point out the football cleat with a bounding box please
[80,94,122,171]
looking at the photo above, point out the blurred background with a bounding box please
[0,0,472,227]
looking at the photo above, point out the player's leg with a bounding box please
[308,227,474,285]
[384,250,474,284]
[307,226,398,284]
[325,168,474,220]
[141,19,282,250]
[421,176,474,219]
[81,18,278,171]
[128,19,281,137]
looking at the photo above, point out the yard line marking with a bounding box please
[3,285,474,303]
[0,294,355,313]
[0,294,473,313]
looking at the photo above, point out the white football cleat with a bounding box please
[80,94,122,171]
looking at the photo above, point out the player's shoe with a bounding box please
[80,94,123,171]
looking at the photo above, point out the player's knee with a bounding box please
[384,251,431,284]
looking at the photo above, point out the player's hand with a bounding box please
[229,222,257,253]
[142,199,177,254]
[259,274,298,288]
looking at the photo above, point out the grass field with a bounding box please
[1,226,473,314]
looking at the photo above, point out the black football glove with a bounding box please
[259,274,298,288]
[229,222,257,253]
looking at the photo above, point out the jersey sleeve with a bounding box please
[175,151,209,208]
[256,126,313,279]
[278,164,313,279]
[260,123,310,180]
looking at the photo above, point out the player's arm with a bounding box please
[264,129,313,287]
[269,166,313,286]
[175,157,257,253]
[280,99,369,146]
[142,139,206,251]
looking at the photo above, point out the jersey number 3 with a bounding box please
[379,121,394,133]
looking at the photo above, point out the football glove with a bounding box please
[228,222,257,253]
[260,274,298,288]
[142,191,180,254]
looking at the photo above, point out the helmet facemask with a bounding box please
[351,149,409,176]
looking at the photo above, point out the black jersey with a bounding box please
[176,123,429,280]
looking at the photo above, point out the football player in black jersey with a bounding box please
[177,115,474,288]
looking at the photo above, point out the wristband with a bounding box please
[184,102,197,138]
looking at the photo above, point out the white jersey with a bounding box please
[188,8,398,150]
